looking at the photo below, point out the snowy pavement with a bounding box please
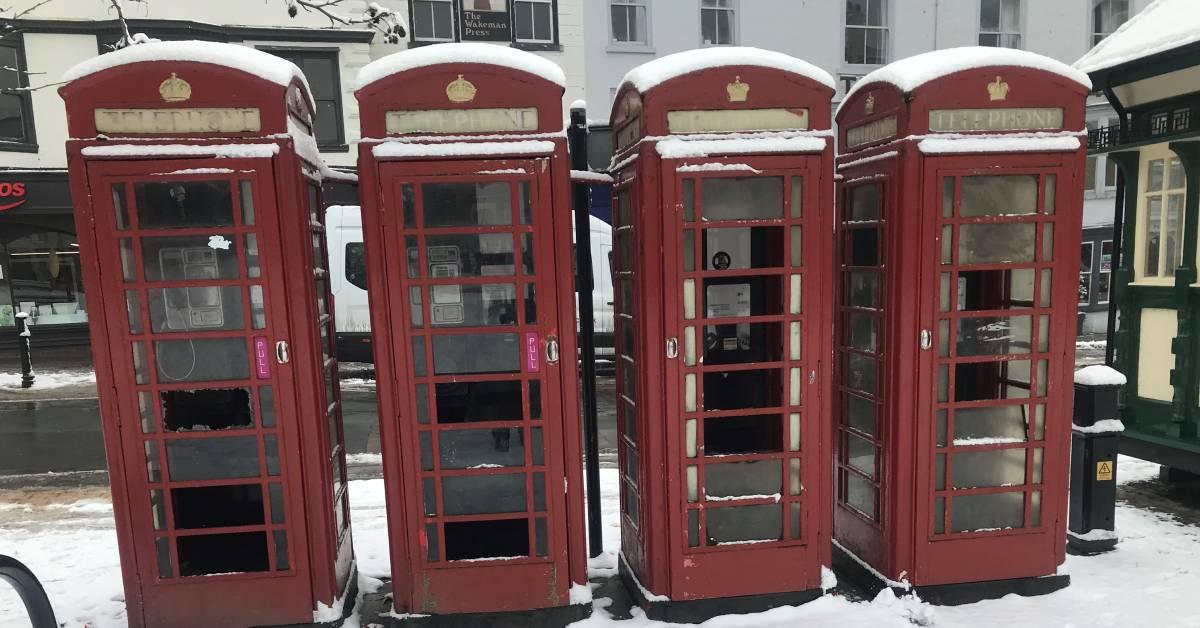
[0,455,1198,627]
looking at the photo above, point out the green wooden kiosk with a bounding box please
[1078,0,1200,474]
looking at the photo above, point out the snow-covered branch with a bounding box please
[286,0,407,43]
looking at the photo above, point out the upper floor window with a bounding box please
[845,0,888,65]
[1140,152,1186,279]
[261,48,346,150]
[979,0,1021,49]
[611,0,650,47]
[1085,118,1119,194]
[515,0,556,44]
[413,0,456,42]
[1092,0,1128,46]
[701,0,736,46]
[0,40,36,150]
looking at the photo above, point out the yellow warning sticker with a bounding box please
[1097,460,1114,481]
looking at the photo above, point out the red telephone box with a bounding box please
[354,44,588,621]
[60,42,355,627]
[832,48,1089,602]
[608,48,835,621]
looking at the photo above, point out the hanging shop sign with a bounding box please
[460,0,511,42]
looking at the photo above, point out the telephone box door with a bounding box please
[916,159,1074,583]
[666,157,826,596]
[379,159,573,611]
[84,159,313,626]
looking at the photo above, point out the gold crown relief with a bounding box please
[446,75,477,103]
[726,76,749,102]
[987,75,1010,101]
[158,73,192,102]
[864,93,875,115]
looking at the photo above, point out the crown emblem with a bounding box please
[158,73,191,102]
[446,75,477,103]
[864,93,875,115]
[987,75,1010,101]
[726,76,749,102]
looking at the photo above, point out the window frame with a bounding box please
[513,0,560,49]
[1097,239,1113,305]
[843,0,890,67]
[0,37,38,153]
[1134,145,1187,284]
[1091,0,1129,46]
[409,0,458,44]
[1079,241,1094,306]
[977,0,1022,49]
[257,47,348,152]
[699,0,738,47]
[609,0,653,51]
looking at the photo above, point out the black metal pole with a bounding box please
[1105,171,1124,366]
[14,312,34,389]
[569,104,603,557]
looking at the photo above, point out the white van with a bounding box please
[326,205,614,364]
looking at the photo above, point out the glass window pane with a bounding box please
[956,315,1032,356]
[135,181,233,229]
[166,436,261,481]
[700,177,782,220]
[845,471,876,519]
[441,473,527,515]
[429,284,517,327]
[706,504,781,544]
[439,428,525,468]
[142,235,239,281]
[422,234,514,277]
[950,491,1024,532]
[422,182,512,227]
[957,269,1035,311]
[959,223,1035,264]
[148,286,245,332]
[432,333,520,374]
[954,360,1032,401]
[848,183,881,221]
[154,338,249,383]
[952,449,1027,488]
[954,404,1028,443]
[704,460,782,498]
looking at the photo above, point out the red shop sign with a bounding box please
[0,182,27,211]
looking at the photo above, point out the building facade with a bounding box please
[583,0,1151,334]
[0,0,582,357]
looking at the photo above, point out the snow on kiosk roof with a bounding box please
[355,42,567,91]
[621,47,835,93]
[839,47,1091,115]
[62,40,312,103]
[1075,0,1200,74]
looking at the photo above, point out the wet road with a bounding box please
[0,376,619,477]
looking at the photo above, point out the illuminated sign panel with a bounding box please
[385,108,539,134]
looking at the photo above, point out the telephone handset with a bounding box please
[158,246,225,331]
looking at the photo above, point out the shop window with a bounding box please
[700,0,736,46]
[1150,112,1170,137]
[0,40,35,149]
[1079,241,1094,305]
[978,0,1021,49]
[611,0,650,47]
[1140,155,1186,279]
[5,232,87,327]
[514,0,556,44]
[1098,240,1113,303]
[845,0,888,65]
[1172,108,1191,133]
[260,48,345,150]
[1091,0,1128,45]
[412,0,456,42]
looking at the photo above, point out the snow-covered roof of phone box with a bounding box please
[62,40,312,101]
[356,42,566,91]
[621,47,835,93]
[840,47,1092,115]
[1075,0,1200,74]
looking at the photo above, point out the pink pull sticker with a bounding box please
[525,332,540,373]
[254,336,271,379]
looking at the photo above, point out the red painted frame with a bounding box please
[608,63,835,601]
[834,64,1087,586]
[60,59,351,627]
[355,61,586,615]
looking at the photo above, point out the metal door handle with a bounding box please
[545,336,560,364]
[276,340,290,364]
[920,329,932,351]
[666,337,679,359]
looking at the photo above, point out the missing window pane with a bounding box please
[703,414,783,455]
[445,519,529,561]
[435,380,523,422]
[161,388,252,431]
[177,532,269,577]
[703,369,783,411]
[171,484,264,529]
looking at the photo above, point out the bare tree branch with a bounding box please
[286,0,407,43]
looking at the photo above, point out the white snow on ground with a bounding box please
[1,455,1196,628]
[1075,0,1200,73]
[0,370,96,390]
[355,42,567,90]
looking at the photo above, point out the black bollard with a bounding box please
[14,311,34,389]
[1067,365,1125,555]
